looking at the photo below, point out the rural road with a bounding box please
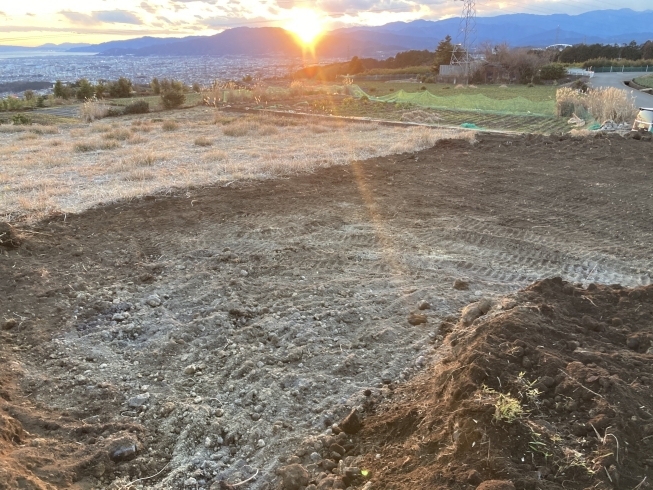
[589,72,653,109]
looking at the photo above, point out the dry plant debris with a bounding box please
[0,109,472,222]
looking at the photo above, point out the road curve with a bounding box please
[588,72,653,109]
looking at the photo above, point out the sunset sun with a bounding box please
[284,8,325,46]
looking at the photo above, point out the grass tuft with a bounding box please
[162,120,179,131]
[194,136,213,147]
[74,140,120,152]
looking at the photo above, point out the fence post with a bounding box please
[622,66,624,73]
[610,66,613,72]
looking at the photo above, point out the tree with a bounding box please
[432,35,454,74]
[76,78,95,101]
[160,79,186,109]
[108,77,133,98]
[23,90,34,101]
[348,56,364,74]
[540,63,567,80]
[53,80,70,99]
[151,77,160,95]
[643,41,653,60]
[95,81,106,99]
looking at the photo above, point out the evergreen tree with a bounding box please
[76,78,95,101]
[151,77,161,95]
[53,80,69,99]
[433,35,454,74]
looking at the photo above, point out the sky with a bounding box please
[0,0,651,47]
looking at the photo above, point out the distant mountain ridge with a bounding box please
[2,8,652,58]
[0,43,90,52]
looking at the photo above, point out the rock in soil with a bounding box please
[408,312,427,325]
[1,318,17,330]
[339,408,362,435]
[280,463,309,490]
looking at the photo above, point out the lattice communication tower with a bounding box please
[450,0,477,83]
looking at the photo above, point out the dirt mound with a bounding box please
[347,279,653,490]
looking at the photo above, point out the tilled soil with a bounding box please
[0,132,652,489]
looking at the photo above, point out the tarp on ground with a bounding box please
[348,85,555,116]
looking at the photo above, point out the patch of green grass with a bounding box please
[111,93,202,110]
[356,81,558,102]
[633,74,653,89]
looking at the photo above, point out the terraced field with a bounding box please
[1,132,651,489]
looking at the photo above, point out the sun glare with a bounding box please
[284,9,324,47]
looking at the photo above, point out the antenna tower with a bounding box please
[450,0,477,84]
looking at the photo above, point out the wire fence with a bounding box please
[592,66,652,73]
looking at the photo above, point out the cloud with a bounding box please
[200,13,278,29]
[140,2,158,14]
[0,25,181,35]
[59,11,100,26]
[59,10,144,26]
[94,11,143,25]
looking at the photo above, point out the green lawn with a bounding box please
[633,74,653,88]
[356,81,558,102]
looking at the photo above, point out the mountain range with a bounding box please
[3,9,653,58]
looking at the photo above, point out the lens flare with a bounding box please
[284,8,324,47]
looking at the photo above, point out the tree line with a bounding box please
[555,41,653,64]
[51,77,201,108]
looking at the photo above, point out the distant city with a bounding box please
[0,54,338,97]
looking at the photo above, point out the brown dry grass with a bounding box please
[556,87,637,123]
[0,108,474,221]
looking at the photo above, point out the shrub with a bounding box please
[36,96,46,108]
[23,90,34,101]
[79,98,110,122]
[194,136,213,146]
[104,129,131,141]
[12,114,31,125]
[105,107,124,118]
[124,100,150,115]
[540,63,567,80]
[74,140,120,152]
[162,120,179,131]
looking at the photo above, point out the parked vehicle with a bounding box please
[632,108,653,132]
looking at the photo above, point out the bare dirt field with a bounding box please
[1,131,652,490]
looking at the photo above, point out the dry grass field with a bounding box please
[0,108,473,221]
